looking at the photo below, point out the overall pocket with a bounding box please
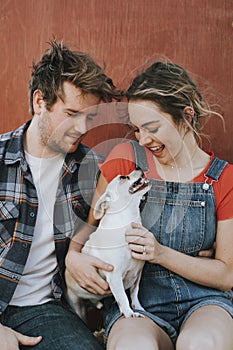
[143,196,213,254]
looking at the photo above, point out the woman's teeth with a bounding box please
[151,145,163,152]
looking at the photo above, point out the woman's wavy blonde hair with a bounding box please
[126,61,223,143]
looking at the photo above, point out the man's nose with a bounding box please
[73,116,87,135]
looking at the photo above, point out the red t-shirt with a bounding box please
[100,142,233,221]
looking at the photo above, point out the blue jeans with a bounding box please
[0,300,103,349]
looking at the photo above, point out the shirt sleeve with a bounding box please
[100,146,233,221]
[99,142,136,183]
[214,163,233,221]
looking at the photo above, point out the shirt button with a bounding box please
[201,201,205,207]
[29,211,35,218]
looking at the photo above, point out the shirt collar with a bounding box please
[1,120,92,174]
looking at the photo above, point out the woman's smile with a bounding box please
[147,145,165,156]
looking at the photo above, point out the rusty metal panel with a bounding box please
[0,0,232,161]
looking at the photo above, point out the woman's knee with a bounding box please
[106,316,173,350]
[107,331,158,350]
[177,306,233,350]
[177,330,214,350]
[176,328,230,350]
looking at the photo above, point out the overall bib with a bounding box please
[104,141,233,343]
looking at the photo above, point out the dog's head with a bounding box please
[93,169,151,220]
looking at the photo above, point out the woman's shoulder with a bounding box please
[210,154,233,190]
[217,157,233,176]
[213,158,233,221]
[105,141,134,160]
[220,163,233,189]
[204,152,233,181]
[99,141,136,182]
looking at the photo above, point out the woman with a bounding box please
[67,61,233,349]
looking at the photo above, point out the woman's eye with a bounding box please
[130,125,139,133]
[149,128,159,133]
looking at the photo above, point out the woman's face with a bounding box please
[128,99,187,166]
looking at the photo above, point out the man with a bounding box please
[0,39,117,349]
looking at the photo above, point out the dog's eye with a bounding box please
[120,175,130,180]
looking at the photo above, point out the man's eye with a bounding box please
[87,115,94,121]
[87,113,98,121]
[65,111,82,118]
[65,112,75,118]
[65,112,73,117]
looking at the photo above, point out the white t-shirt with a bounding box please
[10,152,64,306]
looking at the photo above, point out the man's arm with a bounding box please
[65,173,114,294]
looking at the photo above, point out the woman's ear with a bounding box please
[183,106,194,124]
[33,89,45,114]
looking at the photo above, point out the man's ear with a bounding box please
[33,89,45,114]
[93,191,111,220]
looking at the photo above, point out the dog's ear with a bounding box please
[93,192,111,220]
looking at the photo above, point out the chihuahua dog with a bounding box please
[65,169,151,319]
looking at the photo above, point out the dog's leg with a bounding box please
[106,271,141,318]
[129,269,145,312]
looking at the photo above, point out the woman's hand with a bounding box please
[198,243,216,258]
[125,222,163,263]
[65,245,114,295]
[126,222,216,263]
[126,221,233,291]
[0,324,42,349]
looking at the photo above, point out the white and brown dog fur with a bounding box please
[65,169,151,319]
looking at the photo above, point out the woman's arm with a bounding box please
[126,218,233,291]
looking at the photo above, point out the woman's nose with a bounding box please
[138,130,152,146]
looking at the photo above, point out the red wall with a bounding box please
[0,0,232,161]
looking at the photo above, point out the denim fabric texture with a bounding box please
[0,300,103,349]
[104,141,233,343]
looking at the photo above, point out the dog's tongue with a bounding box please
[129,177,150,194]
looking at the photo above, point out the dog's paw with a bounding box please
[123,311,145,318]
[132,312,145,318]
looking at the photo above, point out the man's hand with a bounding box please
[0,324,42,349]
[65,246,114,295]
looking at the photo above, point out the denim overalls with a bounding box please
[104,141,233,343]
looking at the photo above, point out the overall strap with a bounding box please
[205,157,228,181]
[129,140,148,172]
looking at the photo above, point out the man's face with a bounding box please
[37,82,100,156]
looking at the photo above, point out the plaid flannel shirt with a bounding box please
[0,121,103,314]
